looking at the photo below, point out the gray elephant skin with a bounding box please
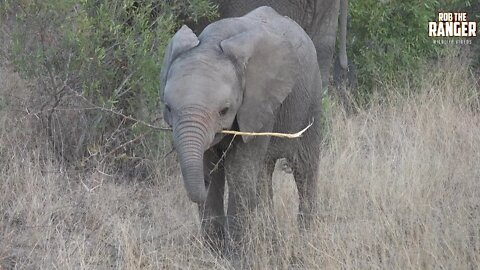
[192,0,348,90]
[161,7,322,252]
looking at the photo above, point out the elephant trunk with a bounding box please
[173,108,215,204]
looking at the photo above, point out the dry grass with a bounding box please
[1,55,480,269]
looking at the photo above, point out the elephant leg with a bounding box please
[256,158,275,210]
[225,135,272,254]
[293,132,321,230]
[305,0,341,92]
[256,158,278,239]
[315,39,335,91]
[293,161,319,230]
[199,149,226,251]
[257,158,282,254]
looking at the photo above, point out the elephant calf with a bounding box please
[160,6,322,254]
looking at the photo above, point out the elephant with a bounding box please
[160,7,322,253]
[190,0,349,92]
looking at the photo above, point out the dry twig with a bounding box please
[220,118,314,138]
[209,135,236,175]
[208,119,314,174]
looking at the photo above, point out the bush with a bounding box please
[0,0,217,179]
[347,0,476,103]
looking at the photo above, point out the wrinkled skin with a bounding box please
[192,0,349,90]
[161,7,322,255]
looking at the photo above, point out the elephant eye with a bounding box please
[219,107,229,116]
[165,104,171,113]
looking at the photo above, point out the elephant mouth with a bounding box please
[212,133,226,146]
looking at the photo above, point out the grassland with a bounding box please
[1,54,479,269]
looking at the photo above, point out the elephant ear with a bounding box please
[220,28,299,142]
[160,25,199,101]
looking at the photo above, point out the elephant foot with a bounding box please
[203,233,225,256]
[201,216,227,255]
[297,211,317,231]
[223,244,257,270]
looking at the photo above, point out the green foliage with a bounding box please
[6,0,217,112]
[348,0,473,102]
[0,0,217,177]
[170,0,219,23]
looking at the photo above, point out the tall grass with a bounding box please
[1,54,479,269]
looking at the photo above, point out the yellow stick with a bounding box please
[219,118,314,138]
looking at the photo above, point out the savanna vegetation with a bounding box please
[0,0,479,269]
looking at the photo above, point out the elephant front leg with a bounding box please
[224,135,271,256]
[256,159,275,210]
[199,149,226,252]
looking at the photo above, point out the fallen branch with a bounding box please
[209,119,315,174]
[69,87,172,131]
[219,118,314,138]
[99,129,153,164]
[24,83,314,138]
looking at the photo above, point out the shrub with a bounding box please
[347,0,476,103]
[0,0,218,179]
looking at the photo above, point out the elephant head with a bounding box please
[160,16,299,203]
